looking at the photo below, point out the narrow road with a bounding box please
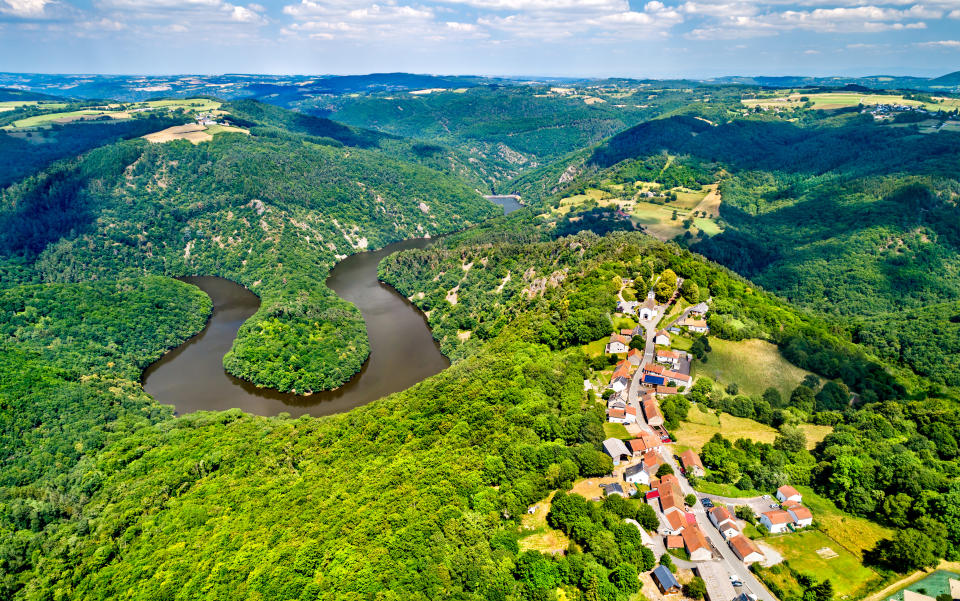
[659,452,779,601]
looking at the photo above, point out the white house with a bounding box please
[708,506,740,539]
[729,534,765,564]
[656,349,682,368]
[787,505,813,528]
[654,330,671,345]
[608,406,638,425]
[606,333,630,354]
[776,485,802,504]
[682,317,709,334]
[760,510,793,534]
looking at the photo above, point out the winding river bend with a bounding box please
[143,237,448,417]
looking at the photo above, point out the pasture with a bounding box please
[674,406,831,452]
[766,530,883,599]
[691,337,816,398]
[795,486,892,560]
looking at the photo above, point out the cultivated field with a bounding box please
[143,123,247,144]
[691,338,816,398]
[743,92,960,112]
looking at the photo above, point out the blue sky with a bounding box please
[1,0,958,77]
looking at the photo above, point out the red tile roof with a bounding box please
[789,505,813,521]
[778,485,800,498]
[729,534,761,559]
[680,450,704,471]
[666,535,684,549]
[763,509,794,525]
[681,525,710,552]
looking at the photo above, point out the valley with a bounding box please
[1,75,959,601]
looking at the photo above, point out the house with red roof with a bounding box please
[760,509,794,534]
[606,333,631,354]
[728,534,764,564]
[787,505,813,528]
[680,450,705,477]
[776,485,802,504]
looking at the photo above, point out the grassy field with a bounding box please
[518,492,570,554]
[692,337,817,399]
[796,486,892,560]
[692,480,763,498]
[743,92,960,112]
[0,100,69,112]
[2,98,222,129]
[675,405,832,451]
[581,337,608,358]
[604,422,630,439]
[766,530,883,598]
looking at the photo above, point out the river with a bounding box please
[143,237,448,417]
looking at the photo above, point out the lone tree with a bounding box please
[656,463,675,477]
[684,577,707,600]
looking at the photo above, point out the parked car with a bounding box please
[769,503,779,509]
[732,581,744,588]
[701,498,714,508]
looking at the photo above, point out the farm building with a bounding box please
[728,534,764,564]
[760,510,794,534]
[680,450,705,477]
[602,438,631,465]
[606,333,630,354]
[776,485,802,504]
[652,565,681,594]
[681,525,713,561]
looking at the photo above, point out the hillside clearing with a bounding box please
[765,530,883,599]
[675,406,832,451]
[692,338,816,398]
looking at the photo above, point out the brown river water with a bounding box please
[143,199,520,417]
[142,237,448,417]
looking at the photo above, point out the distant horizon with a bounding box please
[2,0,959,78]
[1,69,956,80]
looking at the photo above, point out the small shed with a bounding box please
[652,565,681,594]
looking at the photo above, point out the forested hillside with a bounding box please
[0,104,499,392]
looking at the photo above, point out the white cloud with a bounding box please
[1,0,52,18]
[917,39,960,48]
[96,0,267,25]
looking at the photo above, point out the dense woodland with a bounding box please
[0,109,497,392]
[2,84,960,600]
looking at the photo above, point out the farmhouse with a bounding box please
[682,318,709,333]
[602,438,631,466]
[681,524,713,561]
[654,330,671,345]
[776,485,802,504]
[644,363,666,375]
[623,451,661,485]
[728,534,764,564]
[662,369,691,387]
[680,450,706,477]
[610,361,632,392]
[787,505,813,528]
[656,348,682,367]
[642,397,664,427]
[606,333,630,354]
[652,565,681,594]
[627,431,661,454]
[708,506,739,539]
[760,509,794,534]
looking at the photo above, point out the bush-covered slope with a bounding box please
[0,125,498,392]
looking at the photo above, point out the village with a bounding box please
[580,277,819,601]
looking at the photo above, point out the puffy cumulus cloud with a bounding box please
[282,0,682,42]
[95,0,268,25]
[281,2,462,40]
[686,1,938,38]
[1,0,51,18]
